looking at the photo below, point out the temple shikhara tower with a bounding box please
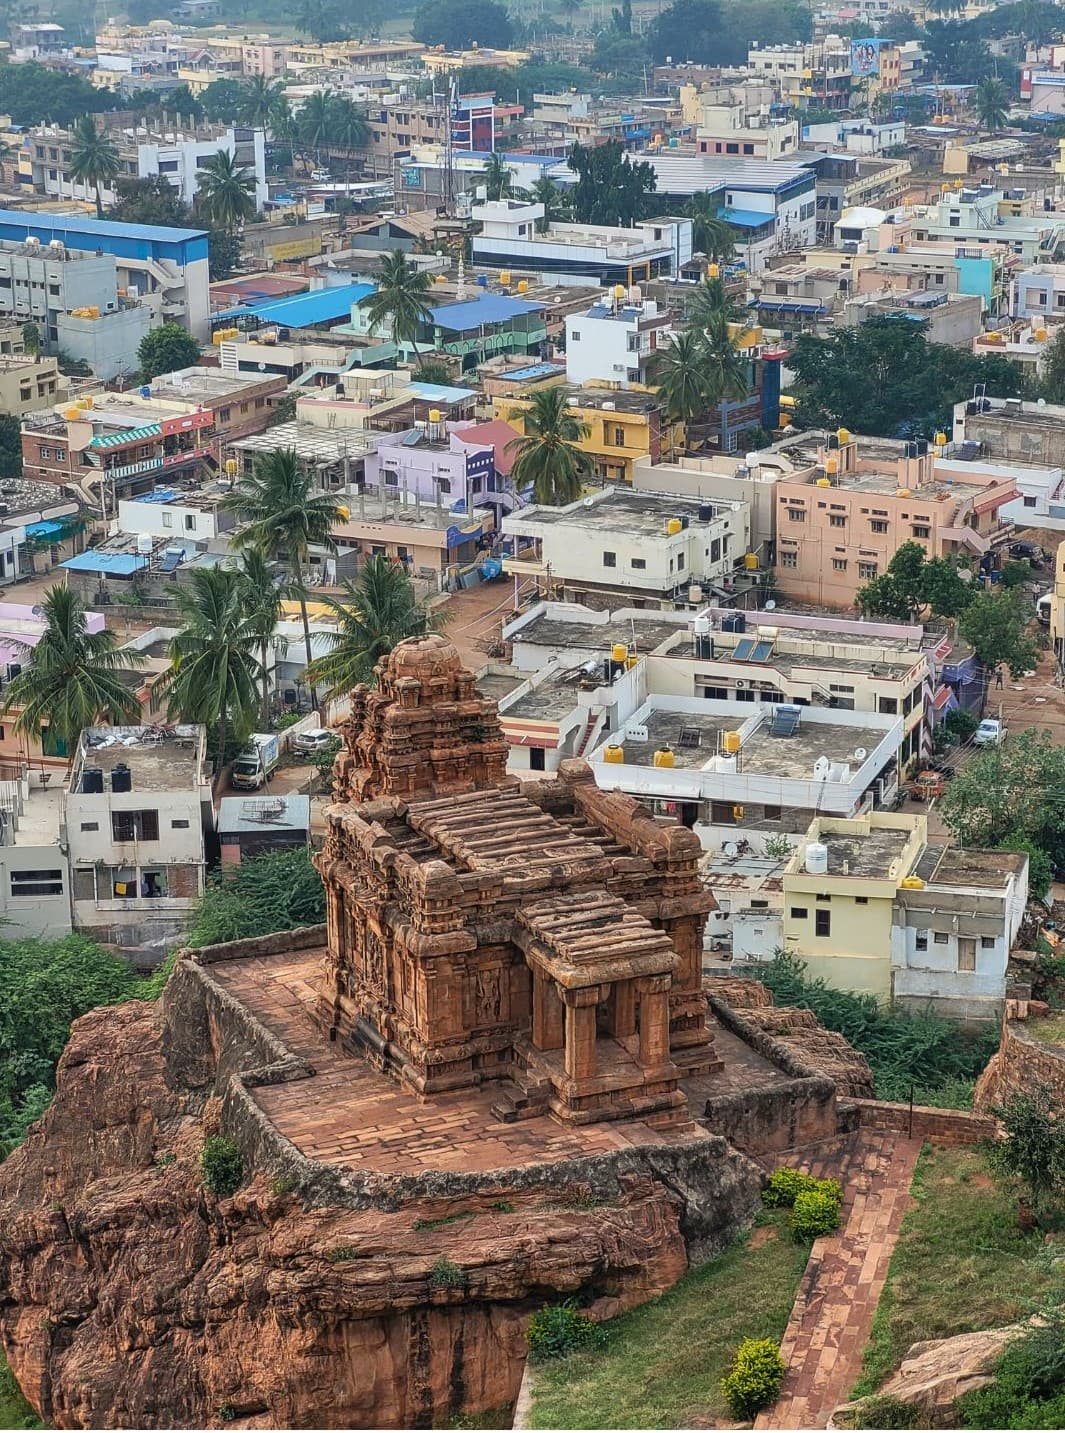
[316,634,720,1127]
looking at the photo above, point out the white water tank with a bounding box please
[813,755,831,781]
[805,841,829,876]
[693,614,711,636]
[715,753,737,774]
[136,532,153,555]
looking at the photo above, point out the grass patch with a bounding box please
[852,1145,1063,1400]
[528,1207,807,1429]
[412,1211,472,1232]
[1027,1011,1065,1047]
[0,1353,40,1429]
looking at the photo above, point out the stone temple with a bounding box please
[316,633,721,1129]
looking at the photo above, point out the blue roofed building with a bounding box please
[346,287,548,370]
[211,281,376,333]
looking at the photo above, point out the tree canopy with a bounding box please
[0,63,116,126]
[138,324,202,383]
[567,141,657,226]
[857,541,972,620]
[957,589,1039,676]
[942,728,1065,867]
[186,848,326,948]
[648,0,810,65]
[412,0,514,49]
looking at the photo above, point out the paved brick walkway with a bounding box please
[755,1130,921,1431]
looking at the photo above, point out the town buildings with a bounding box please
[564,293,672,389]
[471,200,693,285]
[498,388,667,484]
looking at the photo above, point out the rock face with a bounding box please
[0,959,761,1430]
[833,1325,1022,1429]
[974,1000,1061,1113]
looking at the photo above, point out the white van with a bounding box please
[1037,591,1053,627]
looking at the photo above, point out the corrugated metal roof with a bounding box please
[60,551,147,575]
[0,208,207,244]
[719,206,775,229]
[428,294,545,332]
[213,282,374,329]
[88,424,162,450]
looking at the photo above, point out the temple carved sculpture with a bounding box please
[316,634,720,1127]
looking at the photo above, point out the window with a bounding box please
[1024,495,1037,508]
[571,330,580,341]
[111,809,160,842]
[162,510,173,528]
[958,937,976,971]
[913,525,931,540]
[632,557,646,569]
[915,931,928,950]
[529,746,546,771]
[383,469,398,485]
[11,868,63,897]
[788,507,806,522]
[934,931,949,944]
[437,477,451,494]
[858,562,878,580]
[790,906,808,919]
[878,696,898,714]
[829,514,846,528]
[218,406,231,423]
[856,896,868,905]
[832,558,847,572]
[780,550,798,568]
[870,519,888,535]
[603,551,617,567]
[171,818,190,829]
[701,685,727,699]
[80,821,99,832]
[815,909,831,937]
[980,936,996,949]
[677,552,685,570]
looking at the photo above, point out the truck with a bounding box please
[231,733,281,791]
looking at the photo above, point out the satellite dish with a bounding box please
[765,599,776,610]
[583,496,595,506]
[724,841,739,858]
[30,605,42,616]
[854,746,868,760]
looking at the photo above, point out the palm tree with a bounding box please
[0,586,145,763]
[701,309,752,411]
[482,151,516,202]
[304,556,445,699]
[650,330,713,457]
[359,249,435,367]
[507,387,593,506]
[69,116,120,219]
[295,91,335,169]
[687,274,744,326]
[328,94,370,185]
[526,175,568,233]
[238,547,289,727]
[196,149,257,231]
[154,567,262,781]
[223,448,341,711]
[974,76,1009,134]
[687,192,736,264]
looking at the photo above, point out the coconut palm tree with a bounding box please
[701,309,752,410]
[359,249,435,367]
[223,448,342,711]
[482,151,516,202]
[0,585,145,763]
[69,116,120,219]
[295,90,336,169]
[328,94,370,185]
[650,329,713,457]
[154,567,262,781]
[238,75,289,142]
[974,76,1009,134]
[507,387,593,506]
[196,149,257,231]
[687,191,737,264]
[304,556,445,699]
[687,274,744,326]
[524,174,568,233]
[238,547,290,727]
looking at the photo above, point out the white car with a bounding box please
[293,727,335,753]
[974,718,1003,747]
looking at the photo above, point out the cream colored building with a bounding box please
[0,354,68,417]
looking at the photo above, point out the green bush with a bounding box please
[428,1256,467,1289]
[957,1310,1065,1430]
[763,1168,842,1208]
[720,1337,786,1417]
[200,1136,243,1198]
[850,1394,924,1429]
[527,1300,606,1362]
[945,708,979,740]
[791,1188,843,1241]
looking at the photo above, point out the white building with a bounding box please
[471,199,692,285]
[565,293,672,388]
[1012,263,1065,320]
[114,487,237,547]
[65,724,212,960]
[911,186,1065,265]
[695,99,800,162]
[502,487,751,608]
[0,240,120,352]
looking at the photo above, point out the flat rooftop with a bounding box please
[514,489,732,535]
[513,611,686,654]
[817,827,909,878]
[231,423,380,462]
[617,708,886,778]
[914,844,1026,889]
[658,628,920,677]
[145,368,280,402]
[72,724,204,792]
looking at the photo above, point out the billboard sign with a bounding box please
[850,38,880,77]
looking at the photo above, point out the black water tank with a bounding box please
[679,513,690,529]
[698,503,714,523]
[916,438,929,457]
[111,763,132,794]
[721,610,746,633]
[827,433,840,450]
[81,767,104,794]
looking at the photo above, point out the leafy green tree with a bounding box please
[413,359,454,386]
[20,322,40,357]
[0,414,22,482]
[525,175,568,231]
[0,934,141,1152]
[686,274,742,324]
[69,115,120,218]
[567,140,657,226]
[224,448,342,710]
[0,62,116,126]
[648,0,723,61]
[296,0,345,40]
[507,387,593,505]
[196,149,256,231]
[958,588,1039,676]
[138,323,201,382]
[155,567,262,777]
[974,74,1010,132]
[238,548,288,727]
[988,1086,1065,1217]
[858,541,972,619]
[1038,328,1065,404]
[305,556,444,699]
[107,174,192,227]
[942,727,1065,863]
[359,249,434,366]
[207,228,242,281]
[201,78,248,124]
[0,586,144,762]
[294,90,336,168]
[590,30,648,81]
[237,75,288,137]
[186,848,325,948]
[700,309,751,408]
[482,151,516,202]
[413,0,514,48]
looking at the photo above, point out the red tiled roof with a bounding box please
[453,419,524,476]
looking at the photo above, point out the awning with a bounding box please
[719,207,774,230]
[88,424,161,450]
[504,731,560,749]
[974,488,1019,514]
[755,299,825,314]
[939,525,989,554]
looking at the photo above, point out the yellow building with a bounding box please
[494,386,666,485]
[1049,540,1065,662]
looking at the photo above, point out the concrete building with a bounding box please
[497,387,667,485]
[771,432,1017,608]
[502,487,751,609]
[10,21,67,61]
[218,794,310,865]
[0,211,211,340]
[564,293,671,389]
[953,393,1065,466]
[745,38,853,110]
[840,288,984,346]
[331,494,493,580]
[114,486,237,546]
[65,724,211,960]
[27,120,267,213]
[805,154,912,244]
[471,200,692,284]
[366,421,520,519]
[910,185,1065,266]
[1012,263,1065,320]
[695,99,800,161]
[55,305,153,382]
[0,239,122,351]
[0,354,67,417]
[781,813,1028,1019]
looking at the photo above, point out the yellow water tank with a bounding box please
[900,876,925,890]
[84,395,94,409]
[779,394,797,409]
[429,408,442,422]
[707,262,720,279]
[604,744,625,764]
[897,488,912,498]
[212,330,225,344]
[225,458,238,476]
[88,306,99,319]
[666,516,683,535]
[653,748,675,768]
[63,407,80,421]
[743,551,759,570]
[611,642,629,663]
[517,279,529,293]
[724,730,741,755]
[613,283,626,299]
[816,476,832,487]
[934,431,947,447]
[836,426,851,444]
[732,804,745,821]
[337,504,350,520]
[825,454,839,475]
[983,331,1002,344]
[499,270,511,286]
[1036,327,1048,341]
[77,397,91,409]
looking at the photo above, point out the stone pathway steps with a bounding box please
[756,1130,921,1430]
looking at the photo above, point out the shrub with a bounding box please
[527,1300,605,1363]
[763,1168,842,1208]
[429,1256,467,1289]
[850,1394,924,1429]
[945,708,979,741]
[791,1188,843,1241]
[988,1086,1065,1220]
[721,1337,786,1417]
[200,1136,243,1198]
[957,1310,1065,1430]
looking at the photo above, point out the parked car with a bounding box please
[974,718,1003,747]
[293,727,335,753]
[1009,541,1047,565]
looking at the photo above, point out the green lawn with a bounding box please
[528,1208,808,1429]
[852,1145,1064,1400]
[1027,1011,1065,1047]
[0,1354,39,1430]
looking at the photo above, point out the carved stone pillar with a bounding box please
[638,975,671,1069]
[563,990,598,1081]
[609,978,637,1039]
[532,966,564,1051]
